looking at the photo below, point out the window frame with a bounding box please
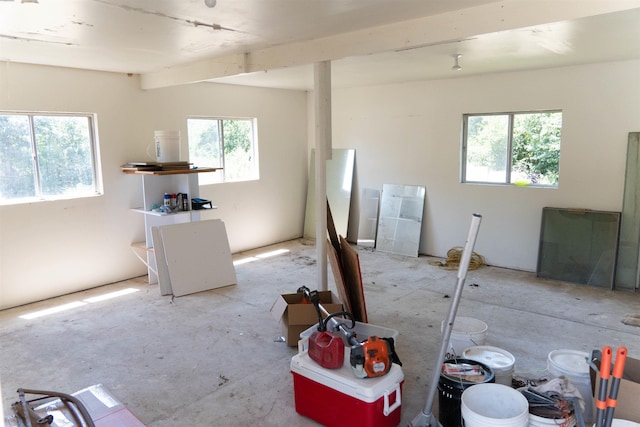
[186,116,259,184]
[461,109,562,187]
[0,111,102,205]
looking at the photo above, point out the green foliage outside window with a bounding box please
[188,117,258,184]
[463,111,561,186]
[0,113,99,203]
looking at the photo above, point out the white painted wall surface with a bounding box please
[330,60,640,271]
[0,62,308,310]
[1,59,638,309]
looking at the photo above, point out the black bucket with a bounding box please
[437,357,495,427]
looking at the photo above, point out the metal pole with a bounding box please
[409,213,482,427]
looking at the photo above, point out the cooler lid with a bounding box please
[290,348,404,403]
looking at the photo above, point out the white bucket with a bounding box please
[591,421,640,427]
[442,317,488,356]
[152,130,181,163]
[529,412,576,426]
[547,349,593,424]
[463,345,515,387]
[461,383,529,427]
[609,421,640,427]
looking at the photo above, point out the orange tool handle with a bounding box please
[600,346,612,379]
[612,347,627,379]
[596,346,613,415]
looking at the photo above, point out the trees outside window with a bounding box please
[462,111,562,186]
[0,113,101,204]
[187,117,259,185]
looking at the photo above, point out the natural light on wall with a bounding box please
[19,288,140,320]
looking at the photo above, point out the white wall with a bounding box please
[0,62,308,310]
[330,60,640,271]
[2,59,638,309]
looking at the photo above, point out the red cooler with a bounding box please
[291,348,404,427]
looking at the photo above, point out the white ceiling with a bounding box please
[1,0,639,91]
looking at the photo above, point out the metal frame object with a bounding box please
[409,213,482,427]
[12,388,96,427]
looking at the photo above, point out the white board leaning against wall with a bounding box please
[152,219,237,297]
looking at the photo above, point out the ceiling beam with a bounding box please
[140,0,640,90]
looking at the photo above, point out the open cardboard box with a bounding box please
[590,350,640,423]
[270,291,343,346]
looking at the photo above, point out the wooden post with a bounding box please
[314,61,331,292]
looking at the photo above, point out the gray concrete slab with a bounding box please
[1,239,639,426]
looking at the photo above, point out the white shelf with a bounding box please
[125,169,218,285]
[130,208,192,217]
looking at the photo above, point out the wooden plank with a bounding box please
[340,236,367,323]
[123,167,221,175]
[327,199,341,259]
[151,226,173,295]
[327,239,351,315]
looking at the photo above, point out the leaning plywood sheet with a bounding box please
[159,219,237,297]
[304,148,355,241]
[151,226,173,296]
[340,236,368,323]
[327,239,352,314]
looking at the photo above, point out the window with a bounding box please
[187,117,259,185]
[0,112,101,204]
[462,111,562,186]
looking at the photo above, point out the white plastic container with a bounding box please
[529,412,576,426]
[461,383,529,427]
[153,130,181,162]
[547,349,593,424]
[442,317,488,356]
[291,347,404,427]
[609,421,640,427]
[463,345,515,386]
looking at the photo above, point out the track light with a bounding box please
[452,54,462,71]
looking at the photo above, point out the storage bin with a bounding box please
[291,348,404,427]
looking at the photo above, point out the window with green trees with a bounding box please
[187,117,259,184]
[462,111,562,187]
[0,112,101,204]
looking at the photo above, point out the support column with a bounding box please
[314,61,331,292]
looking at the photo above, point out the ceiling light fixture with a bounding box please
[204,0,216,7]
[452,54,462,71]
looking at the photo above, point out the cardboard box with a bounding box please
[270,291,343,346]
[291,348,404,427]
[590,351,640,423]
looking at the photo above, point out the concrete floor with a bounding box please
[1,239,639,426]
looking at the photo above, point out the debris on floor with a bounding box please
[622,313,640,327]
[428,247,485,270]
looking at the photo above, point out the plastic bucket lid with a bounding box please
[463,346,515,373]
[609,421,640,427]
[461,383,529,427]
